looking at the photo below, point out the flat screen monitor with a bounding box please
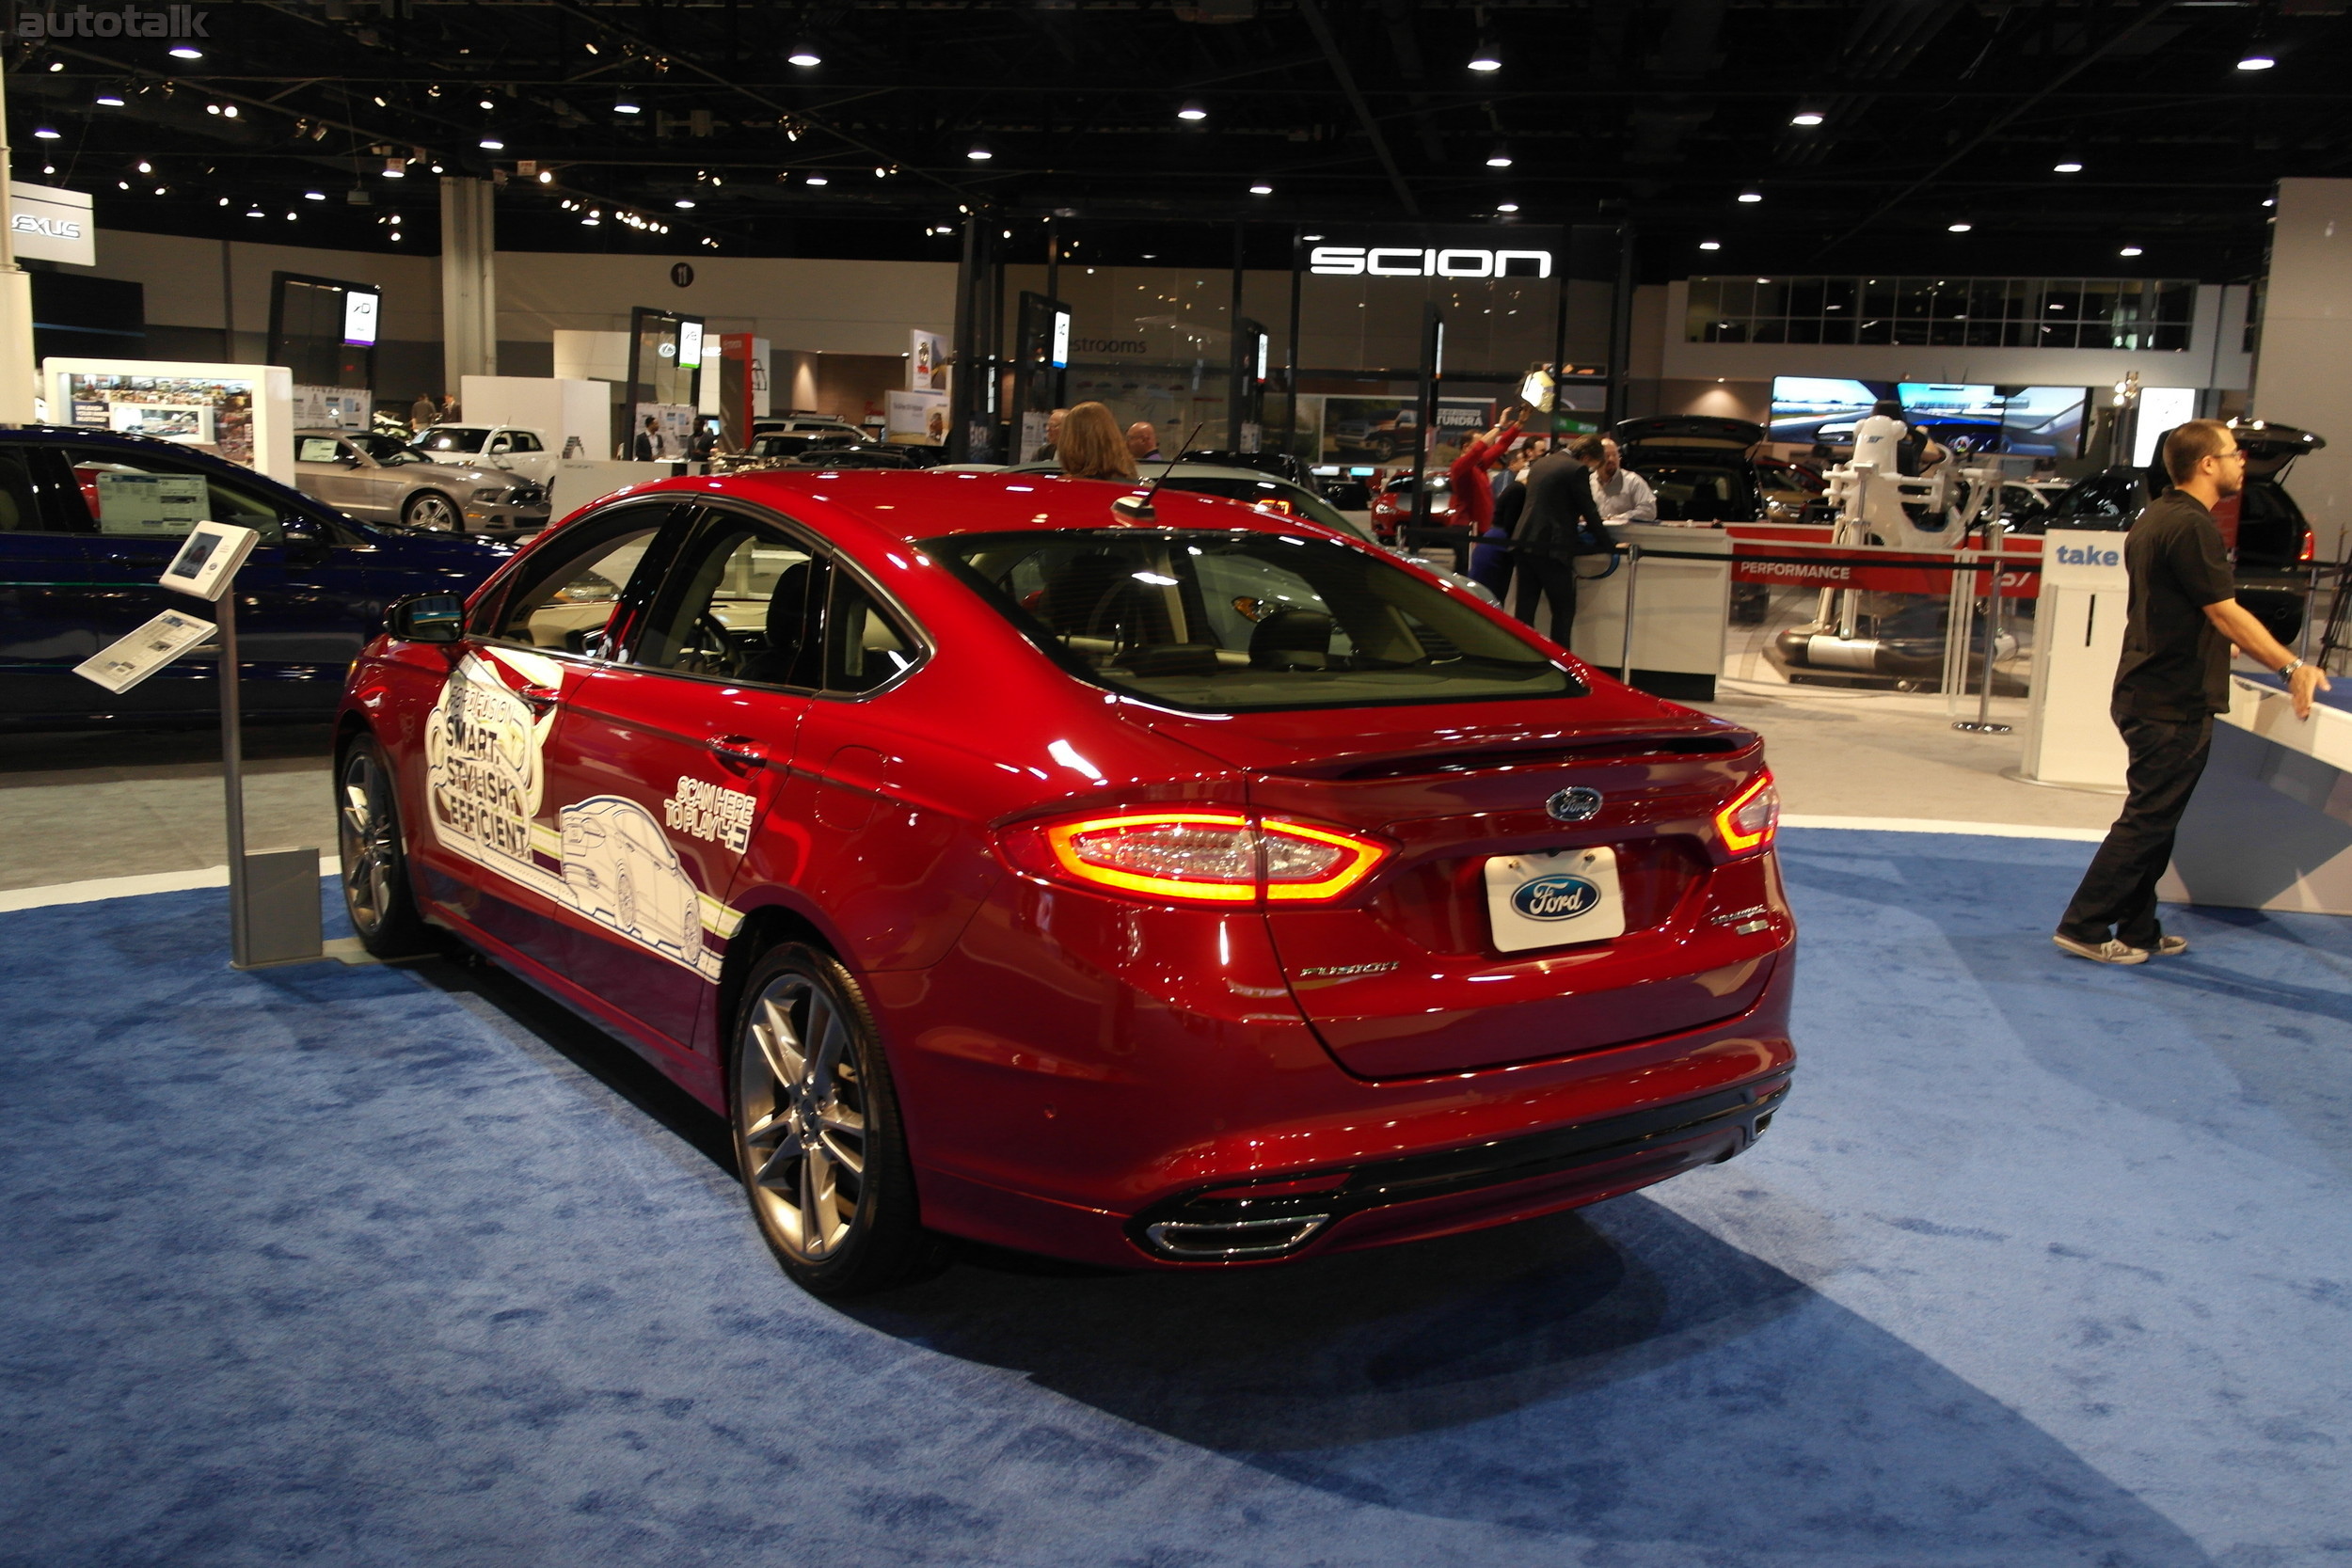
[341,288,380,347]
[1770,377,1892,445]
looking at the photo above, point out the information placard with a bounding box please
[73,609,216,694]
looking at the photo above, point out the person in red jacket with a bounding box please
[1447,408,1525,531]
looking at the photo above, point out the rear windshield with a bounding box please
[1157,474,1356,533]
[933,529,1582,712]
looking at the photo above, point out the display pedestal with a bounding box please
[2159,673,2352,915]
[214,591,323,970]
[2017,530,2131,791]
[1569,523,1730,702]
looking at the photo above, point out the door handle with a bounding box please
[709,735,770,771]
[516,683,560,712]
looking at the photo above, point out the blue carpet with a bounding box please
[3,831,2348,1567]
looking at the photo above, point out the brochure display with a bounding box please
[70,519,322,969]
[40,358,296,482]
[2015,531,2131,790]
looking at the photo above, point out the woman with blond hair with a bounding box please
[1055,402,1139,482]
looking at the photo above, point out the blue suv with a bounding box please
[0,425,512,729]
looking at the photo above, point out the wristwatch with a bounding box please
[2280,658,2307,678]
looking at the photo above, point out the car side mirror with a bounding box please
[335,451,361,467]
[385,591,466,643]
[279,515,333,565]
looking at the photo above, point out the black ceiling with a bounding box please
[10,0,2349,280]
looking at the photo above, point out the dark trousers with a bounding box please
[1510,554,1579,648]
[2057,709,2215,946]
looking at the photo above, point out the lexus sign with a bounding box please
[1310,245,1551,279]
[9,182,94,267]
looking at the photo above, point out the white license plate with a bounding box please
[1484,846,1626,953]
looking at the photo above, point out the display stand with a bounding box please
[2012,530,2131,792]
[2159,673,2352,914]
[1570,523,1731,702]
[212,586,325,969]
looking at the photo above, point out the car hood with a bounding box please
[358,518,517,563]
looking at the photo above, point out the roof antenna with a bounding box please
[1110,422,1202,523]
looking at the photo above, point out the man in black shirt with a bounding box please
[2055,420,2329,963]
[1509,448,1608,647]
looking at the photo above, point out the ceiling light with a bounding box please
[32,126,59,140]
[304,190,325,200]
[222,105,236,118]
[2054,161,2084,173]
[168,44,201,59]
[614,96,641,114]
[1496,202,1519,214]
[1738,189,1763,203]
[806,175,828,186]
[1947,221,1973,232]
[478,98,495,111]
[1699,240,1721,251]
[788,46,821,67]
[2237,47,2276,71]
[675,198,696,209]
[480,138,504,150]
[95,90,125,106]
[246,207,263,218]
[385,159,405,178]
[1468,43,1502,71]
[373,96,386,107]
[1486,149,1513,168]
[1790,110,1824,126]
[1178,101,1208,121]
[206,103,220,115]
[430,164,445,174]
[1249,182,1273,195]
[2120,245,2143,257]
[46,59,61,71]
[2264,197,2276,207]
[967,144,992,160]
[136,161,152,173]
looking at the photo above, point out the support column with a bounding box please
[438,177,498,396]
[2254,179,2352,562]
[0,65,40,424]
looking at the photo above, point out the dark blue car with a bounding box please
[0,425,511,729]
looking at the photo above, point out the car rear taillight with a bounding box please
[2300,531,2315,563]
[1713,771,1779,856]
[1003,810,1389,906]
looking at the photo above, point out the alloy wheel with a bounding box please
[339,747,399,935]
[406,493,460,531]
[737,973,871,1261]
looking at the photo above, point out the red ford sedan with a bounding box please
[338,468,1794,1296]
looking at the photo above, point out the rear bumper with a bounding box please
[1129,1074,1788,1262]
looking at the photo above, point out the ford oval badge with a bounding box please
[1546,786,1603,822]
[1511,875,1600,921]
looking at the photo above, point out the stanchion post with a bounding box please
[216,591,251,964]
[1616,542,1640,682]
[1954,521,2011,734]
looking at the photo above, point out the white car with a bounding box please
[409,424,562,487]
[749,413,866,444]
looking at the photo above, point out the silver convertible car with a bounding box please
[293,430,550,535]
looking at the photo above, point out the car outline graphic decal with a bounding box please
[422,652,738,979]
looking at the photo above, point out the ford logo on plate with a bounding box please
[1511,875,1601,921]
[1546,786,1603,822]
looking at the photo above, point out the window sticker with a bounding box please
[94,472,208,536]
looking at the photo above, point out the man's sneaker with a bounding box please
[2149,935,2189,957]
[2053,933,2150,965]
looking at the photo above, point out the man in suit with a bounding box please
[1509,446,1607,647]
[630,416,661,462]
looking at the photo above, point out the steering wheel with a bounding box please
[677,611,741,675]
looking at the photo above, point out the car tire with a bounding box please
[337,735,430,958]
[730,942,931,1297]
[403,490,462,532]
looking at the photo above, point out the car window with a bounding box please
[826,577,919,692]
[487,435,512,454]
[413,426,489,455]
[937,528,1580,712]
[297,436,342,464]
[59,445,291,542]
[484,506,674,655]
[632,509,829,688]
[506,432,543,453]
[351,433,425,465]
[0,448,72,533]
